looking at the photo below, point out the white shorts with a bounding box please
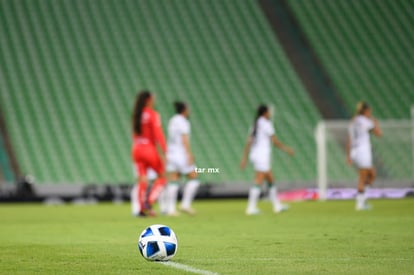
[249,153,271,172]
[166,153,195,175]
[350,147,372,169]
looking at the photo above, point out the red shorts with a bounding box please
[132,143,164,177]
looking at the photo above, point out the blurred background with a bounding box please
[1,0,413,201]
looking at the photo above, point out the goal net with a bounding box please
[315,115,414,200]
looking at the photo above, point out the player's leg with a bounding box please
[265,171,288,213]
[361,167,376,208]
[147,154,167,209]
[366,167,376,186]
[136,164,149,216]
[180,170,199,215]
[356,169,370,210]
[355,149,373,210]
[132,144,153,216]
[158,186,168,215]
[164,155,181,216]
[165,171,180,216]
[131,164,141,216]
[246,171,265,215]
[131,184,140,216]
[143,169,167,214]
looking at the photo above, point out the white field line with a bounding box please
[159,261,220,275]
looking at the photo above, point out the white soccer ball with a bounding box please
[138,224,178,261]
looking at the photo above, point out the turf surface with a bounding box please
[0,199,413,274]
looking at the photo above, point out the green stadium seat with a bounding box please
[288,0,414,119]
[0,0,321,186]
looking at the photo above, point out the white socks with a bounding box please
[158,187,169,214]
[269,186,282,212]
[246,186,261,214]
[356,191,366,210]
[166,183,180,214]
[246,185,286,214]
[180,179,200,210]
[160,180,199,215]
[131,185,140,216]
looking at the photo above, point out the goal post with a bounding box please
[316,117,414,201]
[412,106,414,180]
[315,122,327,200]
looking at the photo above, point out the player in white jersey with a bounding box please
[346,102,382,210]
[240,104,294,215]
[163,101,199,216]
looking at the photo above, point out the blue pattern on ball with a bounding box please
[146,241,160,257]
[158,226,171,236]
[164,242,176,256]
[141,228,154,238]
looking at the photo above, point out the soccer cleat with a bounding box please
[135,209,156,217]
[139,202,156,217]
[246,208,261,215]
[147,209,157,217]
[167,211,180,217]
[274,204,289,213]
[179,207,196,215]
[136,211,148,217]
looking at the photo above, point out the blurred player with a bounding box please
[240,104,294,215]
[346,101,382,210]
[163,101,199,216]
[131,91,167,216]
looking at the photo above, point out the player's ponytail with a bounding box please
[251,104,268,138]
[132,90,152,134]
[355,101,369,116]
[174,101,187,114]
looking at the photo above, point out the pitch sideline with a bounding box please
[159,261,219,275]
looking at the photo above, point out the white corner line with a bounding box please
[159,261,220,275]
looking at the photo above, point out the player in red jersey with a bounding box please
[131,91,167,216]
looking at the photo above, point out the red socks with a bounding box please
[137,181,148,211]
[148,177,167,205]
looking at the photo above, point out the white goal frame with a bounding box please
[315,107,414,200]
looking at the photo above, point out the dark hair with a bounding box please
[356,101,370,115]
[251,104,268,137]
[132,90,152,134]
[174,101,187,114]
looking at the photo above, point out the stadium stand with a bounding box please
[259,0,350,119]
[288,0,414,119]
[0,0,321,186]
[0,135,14,183]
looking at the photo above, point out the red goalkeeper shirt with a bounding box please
[133,107,166,153]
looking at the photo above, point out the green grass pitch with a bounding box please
[1,199,413,274]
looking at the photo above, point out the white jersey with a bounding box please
[348,115,374,150]
[167,114,190,156]
[249,117,275,157]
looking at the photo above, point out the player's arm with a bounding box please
[371,118,382,137]
[240,136,252,169]
[271,135,294,156]
[182,134,194,165]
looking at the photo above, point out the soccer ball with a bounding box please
[138,224,178,261]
